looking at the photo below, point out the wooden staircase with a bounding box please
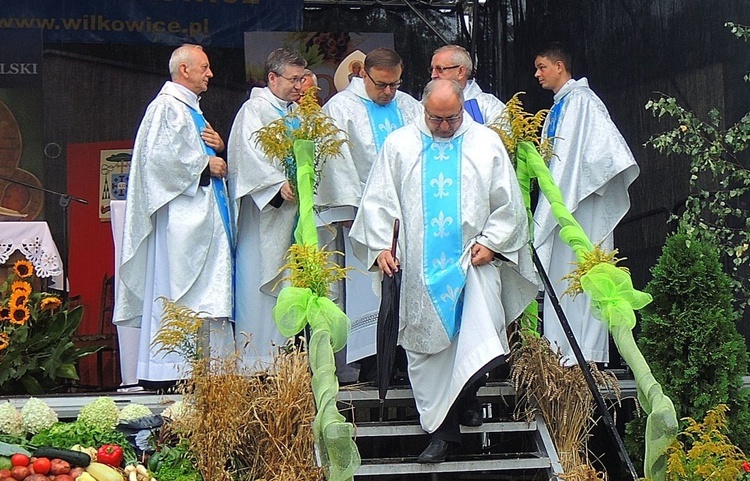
[338,381,564,480]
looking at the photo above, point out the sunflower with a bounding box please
[9,291,28,308]
[0,332,9,351]
[9,305,29,325]
[11,281,32,295]
[40,296,62,311]
[0,307,9,322]
[13,259,33,278]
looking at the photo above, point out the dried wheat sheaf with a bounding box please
[511,331,620,478]
[171,350,323,481]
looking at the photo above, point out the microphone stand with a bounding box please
[0,173,88,302]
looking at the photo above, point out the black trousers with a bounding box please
[431,376,484,444]
[429,354,505,444]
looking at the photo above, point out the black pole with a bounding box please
[0,173,88,302]
[531,245,639,481]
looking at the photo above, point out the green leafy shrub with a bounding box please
[626,232,750,465]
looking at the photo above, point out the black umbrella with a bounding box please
[377,218,401,421]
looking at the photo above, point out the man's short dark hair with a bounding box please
[535,42,572,73]
[265,48,307,78]
[364,47,404,73]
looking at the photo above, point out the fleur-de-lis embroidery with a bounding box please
[440,284,459,304]
[430,142,453,161]
[432,252,454,270]
[378,118,397,135]
[429,172,453,198]
[431,211,453,238]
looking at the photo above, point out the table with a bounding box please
[0,221,64,289]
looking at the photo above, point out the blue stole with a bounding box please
[186,107,234,254]
[545,93,568,144]
[464,98,483,124]
[272,104,301,244]
[421,132,466,340]
[360,98,404,153]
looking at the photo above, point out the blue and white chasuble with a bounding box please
[464,98,483,124]
[544,92,568,145]
[361,98,405,152]
[187,107,234,252]
[421,133,466,340]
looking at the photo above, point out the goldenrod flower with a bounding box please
[11,281,31,295]
[9,305,29,325]
[9,291,27,309]
[0,307,10,322]
[40,297,62,311]
[12,260,33,279]
[0,332,9,351]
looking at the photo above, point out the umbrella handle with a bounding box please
[390,218,400,259]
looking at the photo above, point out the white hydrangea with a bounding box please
[118,403,153,422]
[0,401,24,437]
[161,400,189,421]
[21,398,58,435]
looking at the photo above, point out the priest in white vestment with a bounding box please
[533,43,640,365]
[350,79,537,463]
[228,48,359,369]
[114,44,235,383]
[430,45,506,125]
[321,48,422,375]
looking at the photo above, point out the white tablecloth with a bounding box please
[0,221,64,289]
[110,200,140,387]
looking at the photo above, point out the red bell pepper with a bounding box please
[96,444,124,467]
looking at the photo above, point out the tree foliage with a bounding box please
[645,22,750,311]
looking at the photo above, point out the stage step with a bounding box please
[357,452,553,476]
[341,382,564,480]
[355,420,538,437]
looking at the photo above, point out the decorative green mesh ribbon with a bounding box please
[273,139,360,480]
[515,141,677,481]
[293,139,318,246]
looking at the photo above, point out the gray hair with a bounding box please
[422,79,464,105]
[265,48,307,78]
[169,44,204,79]
[303,69,318,86]
[433,44,473,73]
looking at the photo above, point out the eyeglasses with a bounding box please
[430,65,460,75]
[425,110,463,125]
[364,70,403,91]
[273,72,304,86]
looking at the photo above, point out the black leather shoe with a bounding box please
[417,439,451,463]
[459,408,483,427]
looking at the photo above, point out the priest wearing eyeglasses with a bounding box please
[319,47,422,382]
[227,48,359,369]
[350,79,537,463]
[430,45,506,125]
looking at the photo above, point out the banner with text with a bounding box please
[0,0,302,48]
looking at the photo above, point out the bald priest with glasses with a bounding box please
[351,79,537,462]
[320,47,422,381]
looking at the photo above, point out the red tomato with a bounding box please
[31,458,50,475]
[9,455,28,468]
